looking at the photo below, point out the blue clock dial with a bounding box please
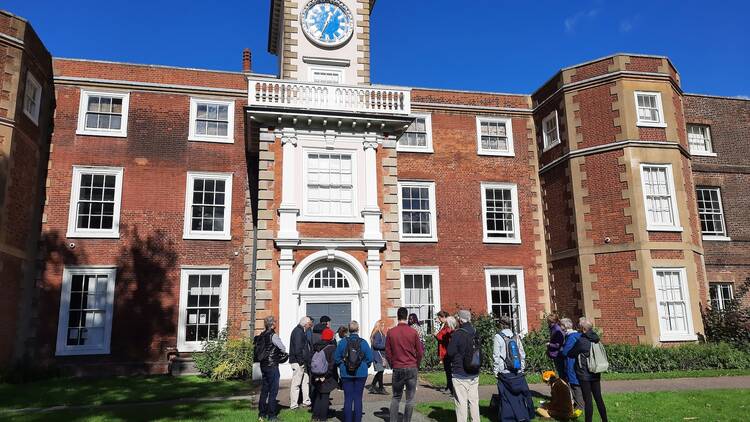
[301,0,353,47]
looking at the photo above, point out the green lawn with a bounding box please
[4,401,311,422]
[0,375,250,410]
[421,368,750,388]
[417,389,750,421]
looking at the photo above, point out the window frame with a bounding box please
[687,124,716,157]
[76,90,130,137]
[634,91,667,128]
[476,116,515,157]
[652,267,697,342]
[541,110,560,151]
[481,182,521,244]
[696,186,730,241]
[484,267,528,334]
[709,282,734,311]
[177,267,230,352]
[397,113,434,153]
[397,180,438,242]
[400,267,441,334]
[640,164,682,232]
[23,71,42,125]
[55,266,117,356]
[188,97,235,143]
[301,149,360,222]
[66,166,124,239]
[183,171,233,241]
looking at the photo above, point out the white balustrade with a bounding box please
[248,79,411,116]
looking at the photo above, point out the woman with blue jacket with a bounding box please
[334,320,373,422]
[561,317,583,411]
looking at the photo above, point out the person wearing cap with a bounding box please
[386,307,424,422]
[446,310,480,422]
[311,328,338,422]
[311,315,331,345]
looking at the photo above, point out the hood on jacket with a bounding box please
[583,330,600,343]
[499,328,514,337]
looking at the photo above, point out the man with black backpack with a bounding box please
[254,316,288,422]
[446,310,481,422]
[493,316,534,421]
[334,321,372,422]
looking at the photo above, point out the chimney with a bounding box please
[242,48,252,73]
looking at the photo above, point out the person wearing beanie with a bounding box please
[311,328,337,421]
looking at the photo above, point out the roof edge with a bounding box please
[53,57,261,76]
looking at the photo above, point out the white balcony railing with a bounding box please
[248,79,411,116]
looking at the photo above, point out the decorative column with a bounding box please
[366,248,383,326]
[362,134,382,240]
[278,128,299,239]
[278,248,296,351]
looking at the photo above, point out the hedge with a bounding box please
[419,314,750,374]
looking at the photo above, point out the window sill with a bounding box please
[646,226,683,233]
[298,216,364,224]
[691,151,717,157]
[76,129,128,138]
[477,150,515,157]
[659,333,698,342]
[396,147,434,154]
[66,231,120,239]
[400,237,438,243]
[183,233,232,241]
[636,122,667,129]
[56,347,110,356]
[702,235,732,242]
[188,135,234,144]
[177,343,204,353]
[542,142,560,153]
[483,238,522,244]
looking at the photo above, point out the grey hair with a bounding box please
[446,316,458,330]
[264,316,276,330]
[349,320,359,333]
[579,316,594,331]
[299,316,311,326]
[560,317,574,330]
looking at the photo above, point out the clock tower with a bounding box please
[268,0,374,85]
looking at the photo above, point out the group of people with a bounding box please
[254,307,424,422]
[253,309,608,422]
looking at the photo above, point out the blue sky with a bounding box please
[7,0,748,97]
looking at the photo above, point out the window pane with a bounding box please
[306,153,354,217]
[488,273,522,333]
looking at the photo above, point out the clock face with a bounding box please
[301,0,354,48]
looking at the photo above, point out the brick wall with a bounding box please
[37,60,248,372]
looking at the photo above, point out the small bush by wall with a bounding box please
[193,329,254,380]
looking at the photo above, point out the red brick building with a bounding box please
[1,1,748,375]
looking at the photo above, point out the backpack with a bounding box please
[253,333,269,363]
[343,337,364,374]
[499,332,523,373]
[460,328,482,374]
[587,342,609,374]
[310,348,329,377]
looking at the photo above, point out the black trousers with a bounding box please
[443,359,454,395]
[372,371,384,389]
[312,389,330,421]
[580,379,608,422]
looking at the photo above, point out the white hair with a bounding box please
[579,316,594,331]
[349,320,359,333]
[560,317,574,330]
[299,316,311,326]
[446,316,458,330]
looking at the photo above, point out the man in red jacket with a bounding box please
[385,307,424,422]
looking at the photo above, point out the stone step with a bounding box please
[170,357,199,376]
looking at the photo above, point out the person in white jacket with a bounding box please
[492,316,534,422]
[493,316,526,375]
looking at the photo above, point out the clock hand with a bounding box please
[322,12,333,34]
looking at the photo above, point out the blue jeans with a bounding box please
[342,377,366,422]
[259,366,280,419]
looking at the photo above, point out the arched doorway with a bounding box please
[299,264,360,332]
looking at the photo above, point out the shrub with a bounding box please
[702,277,750,350]
[193,328,254,380]
[417,313,750,375]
